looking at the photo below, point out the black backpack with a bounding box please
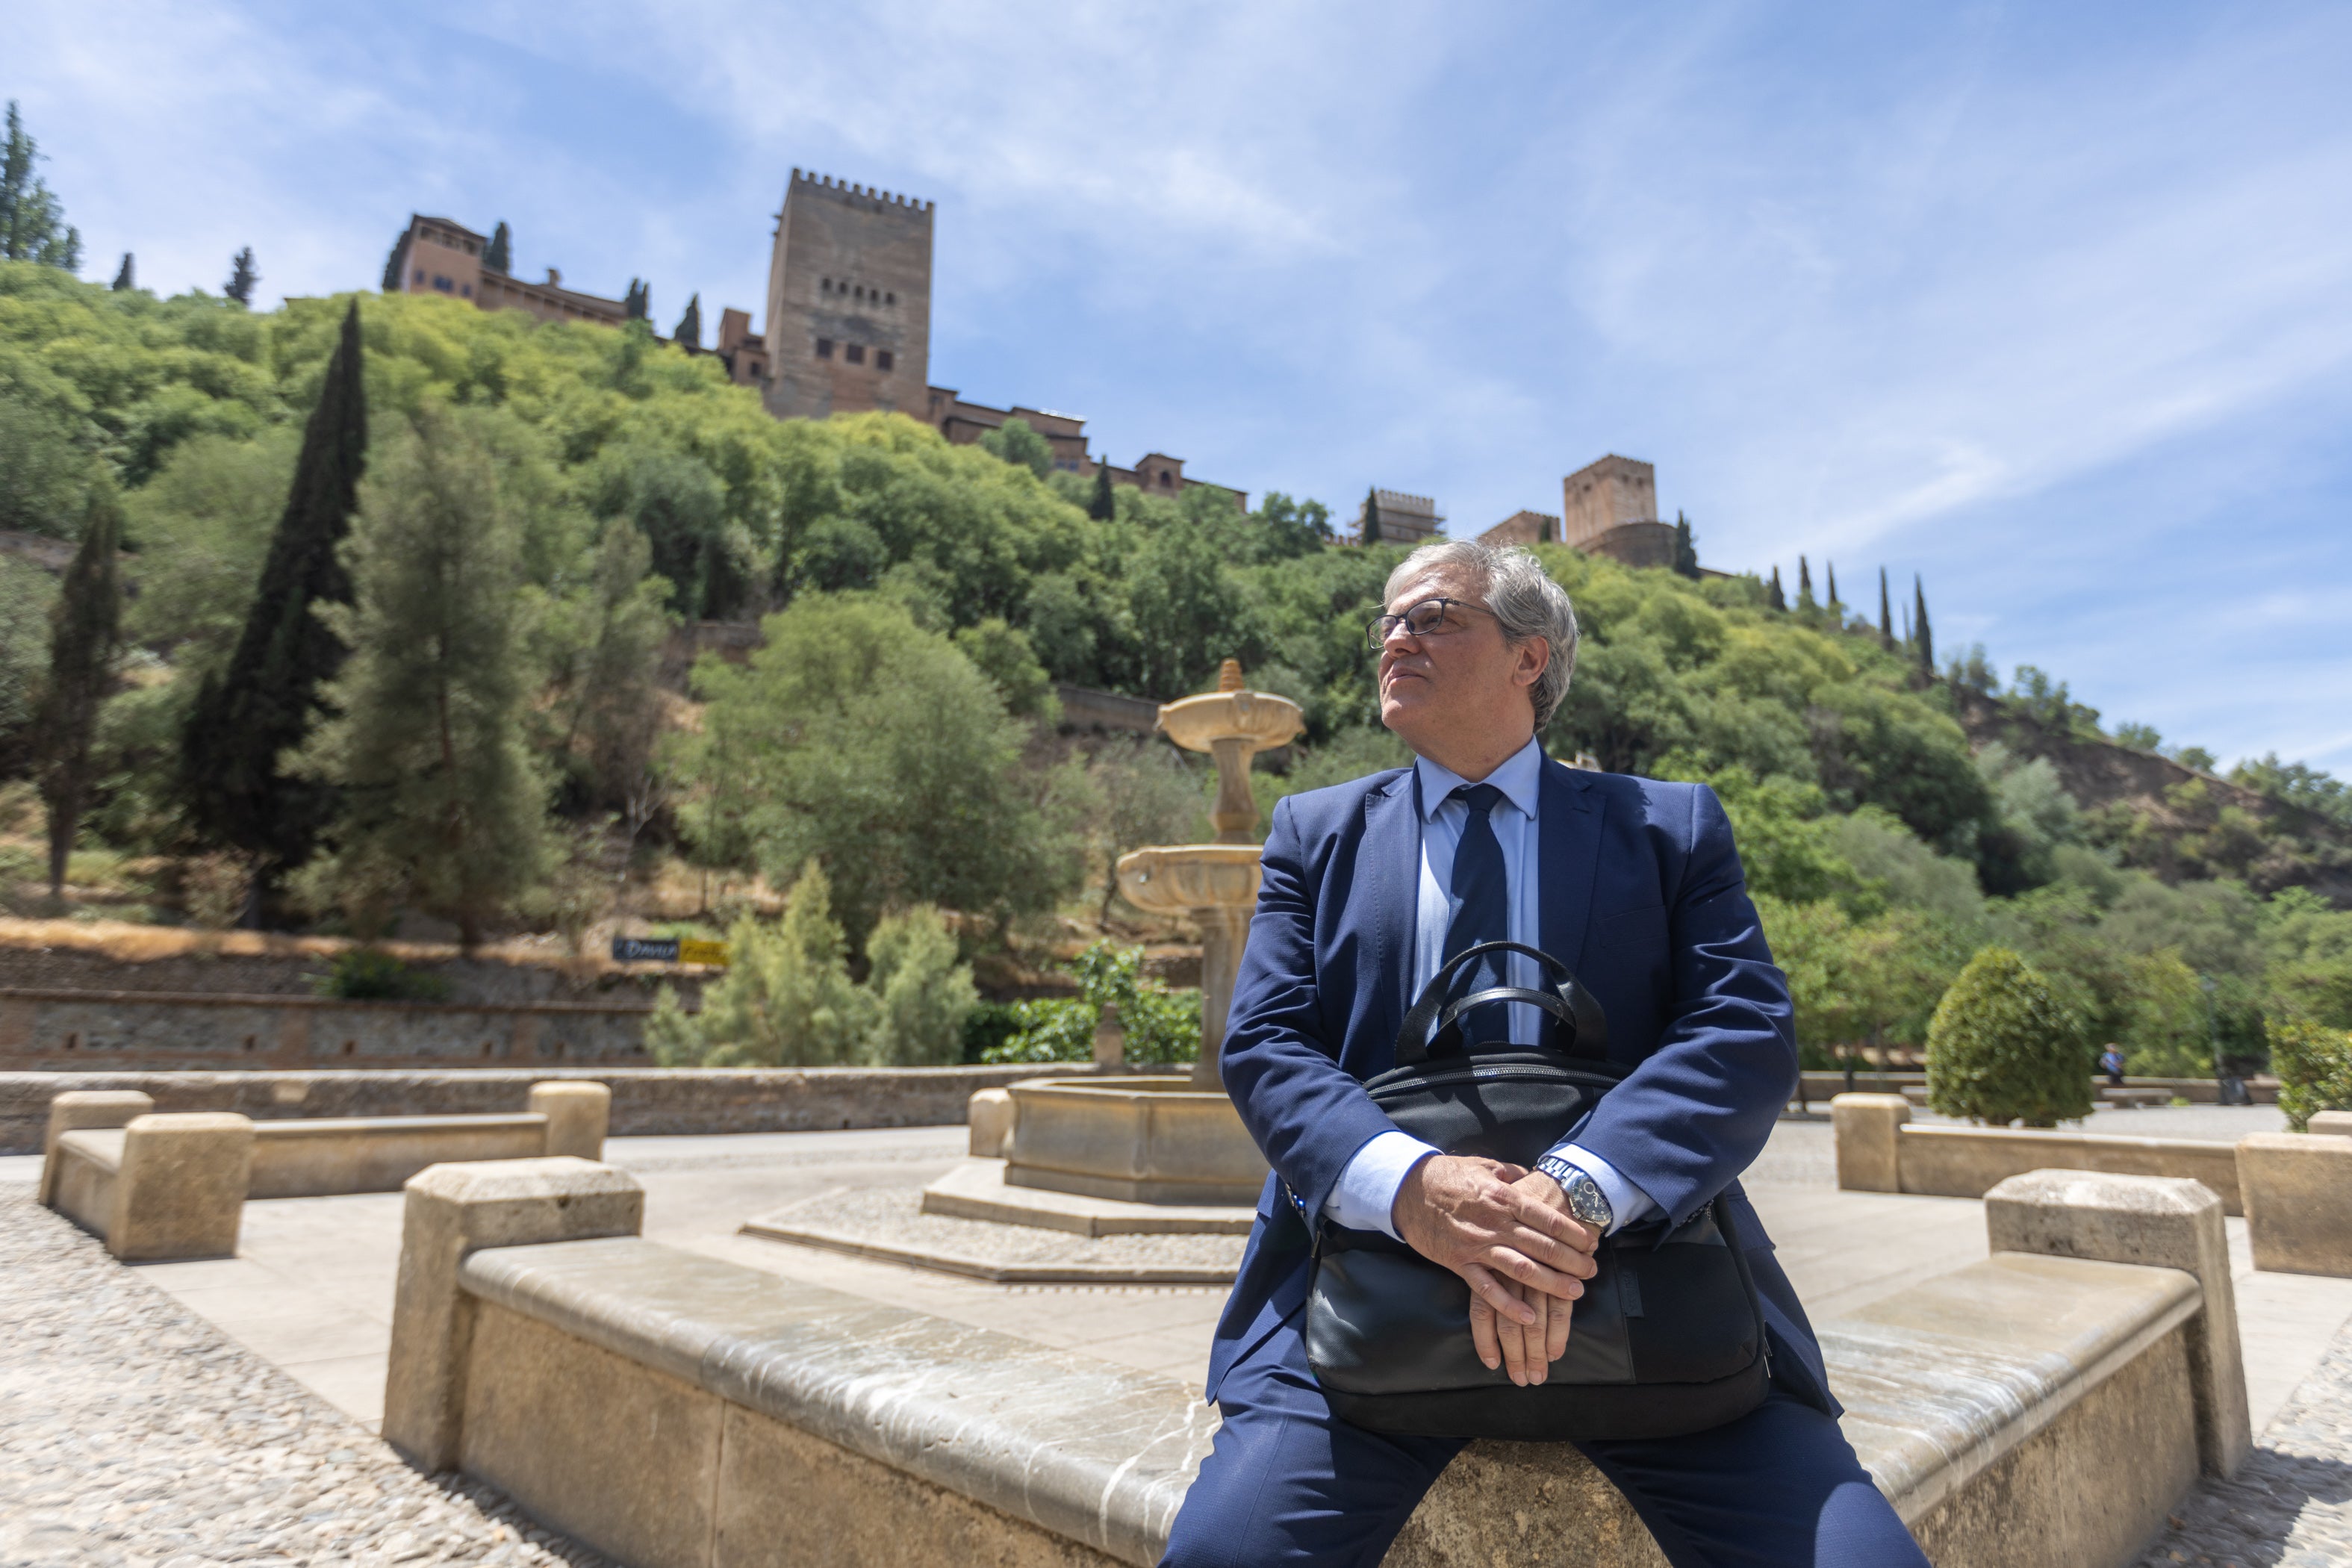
[1304,942,1772,1440]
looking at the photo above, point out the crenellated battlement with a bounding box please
[787,167,934,213]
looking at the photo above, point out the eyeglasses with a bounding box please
[1366,596,1492,649]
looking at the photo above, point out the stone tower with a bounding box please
[1560,455,1657,549]
[762,169,934,422]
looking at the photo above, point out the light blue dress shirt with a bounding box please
[1321,736,1655,1239]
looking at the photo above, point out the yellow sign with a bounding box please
[678,938,732,967]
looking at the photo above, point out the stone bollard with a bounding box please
[2238,1132,2352,1278]
[40,1089,155,1206]
[968,1087,1016,1158]
[382,1157,644,1472]
[2307,1111,2352,1137]
[1092,1004,1127,1073]
[528,1081,611,1160]
[1831,1093,1910,1192]
[1985,1169,2250,1477]
[115,1113,255,1262]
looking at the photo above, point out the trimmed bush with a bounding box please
[1925,946,2092,1127]
[2271,1018,2352,1133]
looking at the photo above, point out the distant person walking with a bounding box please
[2100,1046,2127,1086]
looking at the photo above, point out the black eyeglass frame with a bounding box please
[1366,596,1495,649]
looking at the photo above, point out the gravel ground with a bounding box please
[2132,1324,2352,1567]
[0,1195,612,1568]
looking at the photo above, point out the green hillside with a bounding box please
[2,261,2349,1077]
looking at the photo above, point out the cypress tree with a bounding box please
[483,220,511,273]
[181,298,369,894]
[623,279,650,320]
[0,102,81,270]
[1088,464,1116,521]
[225,246,259,306]
[673,292,702,349]
[1914,576,1935,673]
[1360,488,1383,545]
[34,486,123,896]
[1878,568,1894,652]
[1671,512,1700,579]
[111,252,134,291]
[1767,567,1787,612]
[1826,562,1840,613]
[382,229,411,293]
[1796,556,1815,611]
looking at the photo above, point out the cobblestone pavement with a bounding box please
[2134,1322,2352,1567]
[0,1195,612,1568]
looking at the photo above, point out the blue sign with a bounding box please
[611,936,681,962]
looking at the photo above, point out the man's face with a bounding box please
[1377,565,1546,757]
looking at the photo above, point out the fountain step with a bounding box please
[738,1175,1244,1284]
[923,1158,1257,1236]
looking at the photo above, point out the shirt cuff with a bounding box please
[1322,1129,1439,1240]
[1546,1142,1656,1235]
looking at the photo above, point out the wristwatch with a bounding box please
[1534,1153,1614,1233]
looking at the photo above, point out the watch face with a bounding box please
[1565,1173,1611,1228]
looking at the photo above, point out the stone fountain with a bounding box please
[920,661,1303,1231]
[1117,658,1304,1087]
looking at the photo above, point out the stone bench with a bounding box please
[40,1082,611,1260]
[385,1160,2242,1568]
[2239,1130,2352,1278]
[49,1113,254,1261]
[1834,1092,2244,1212]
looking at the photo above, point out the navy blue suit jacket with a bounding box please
[1207,757,1836,1415]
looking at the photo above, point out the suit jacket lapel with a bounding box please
[1360,768,1421,1058]
[1540,759,1606,974]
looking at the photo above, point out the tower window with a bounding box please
[855,285,865,299]
[845,343,866,364]
[413,268,426,284]
[876,350,894,372]
[821,278,831,292]
[815,338,834,358]
[886,292,895,305]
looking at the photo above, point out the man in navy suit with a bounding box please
[1160,541,1928,1567]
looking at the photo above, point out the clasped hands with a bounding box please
[1389,1154,1599,1387]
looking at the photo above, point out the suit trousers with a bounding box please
[1159,1322,1929,1568]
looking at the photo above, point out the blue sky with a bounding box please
[14,1,2351,771]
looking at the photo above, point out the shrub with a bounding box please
[648,860,977,1067]
[982,942,1202,1066]
[865,905,979,1066]
[2271,1018,2352,1133]
[1925,947,2093,1127]
[314,948,449,1002]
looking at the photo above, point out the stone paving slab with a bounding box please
[0,1193,611,1568]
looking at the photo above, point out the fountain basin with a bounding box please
[1115,842,1263,915]
[1157,689,1304,755]
[1006,1076,1269,1206]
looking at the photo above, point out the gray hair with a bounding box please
[1384,540,1579,728]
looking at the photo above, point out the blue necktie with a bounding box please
[1443,785,1510,1006]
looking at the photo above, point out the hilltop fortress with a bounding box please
[391,172,1241,507]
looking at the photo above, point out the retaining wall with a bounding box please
[0,986,656,1071]
[0,1066,1066,1155]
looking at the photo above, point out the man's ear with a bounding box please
[1514,636,1550,689]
